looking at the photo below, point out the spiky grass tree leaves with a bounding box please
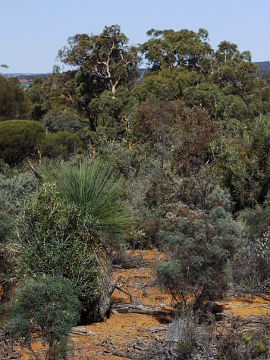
[54,160,131,242]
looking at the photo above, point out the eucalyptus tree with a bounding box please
[58,25,138,96]
[57,25,138,131]
[141,28,213,73]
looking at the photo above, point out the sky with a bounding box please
[0,0,269,73]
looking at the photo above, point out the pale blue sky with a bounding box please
[0,0,269,73]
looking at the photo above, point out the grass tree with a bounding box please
[54,160,130,242]
[15,159,131,323]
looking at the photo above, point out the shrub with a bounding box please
[6,275,80,359]
[167,312,213,359]
[233,231,270,292]
[16,182,100,321]
[156,187,241,308]
[42,131,82,159]
[0,120,45,164]
[0,196,13,244]
[16,160,131,322]
[0,170,37,206]
[232,196,270,292]
[216,326,270,360]
[0,195,13,291]
[132,100,217,175]
[212,115,270,209]
[42,108,83,133]
[0,168,37,294]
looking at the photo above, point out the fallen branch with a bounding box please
[111,302,173,316]
[70,327,96,336]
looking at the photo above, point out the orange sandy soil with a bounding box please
[222,295,270,317]
[17,250,270,359]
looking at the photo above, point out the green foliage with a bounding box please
[0,75,31,119]
[212,115,270,209]
[141,28,213,72]
[133,70,179,102]
[16,182,100,312]
[0,196,13,243]
[0,195,13,290]
[58,25,138,94]
[16,160,130,320]
[7,275,80,359]
[0,170,37,206]
[138,30,270,122]
[233,196,270,292]
[132,99,217,175]
[57,25,138,130]
[42,131,82,159]
[27,77,53,120]
[91,86,135,129]
[156,186,241,306]
[0,120,45,164]
[42,108,83,132]
[54,160,131,241]
[0,166,38,292]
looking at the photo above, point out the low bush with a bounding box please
[16,182,100,320]
[156,187,241,308]
[0,170,37,206]
[216,326,270,360]
[6,275,80,359]
[42,131,82,159]
[232,196,270,292]
[42,108,83,133]
[168,312,213,359]
[0,195,14,292]
[0,120,45,164]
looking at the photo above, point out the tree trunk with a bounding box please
[88,115,96,132]
[80,267,113,324]
[111,84,116,99]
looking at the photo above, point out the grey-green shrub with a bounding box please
[0,170,37,206]
[233,196,270,292]
[156,188,241,308]
[42,131,82,159]
[6,275,80,360]
[42,108,83,133]
[0,195,14,291]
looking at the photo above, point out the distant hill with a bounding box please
[255,62,270,77]
[3,73,49,79]
[2,63,270,84]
